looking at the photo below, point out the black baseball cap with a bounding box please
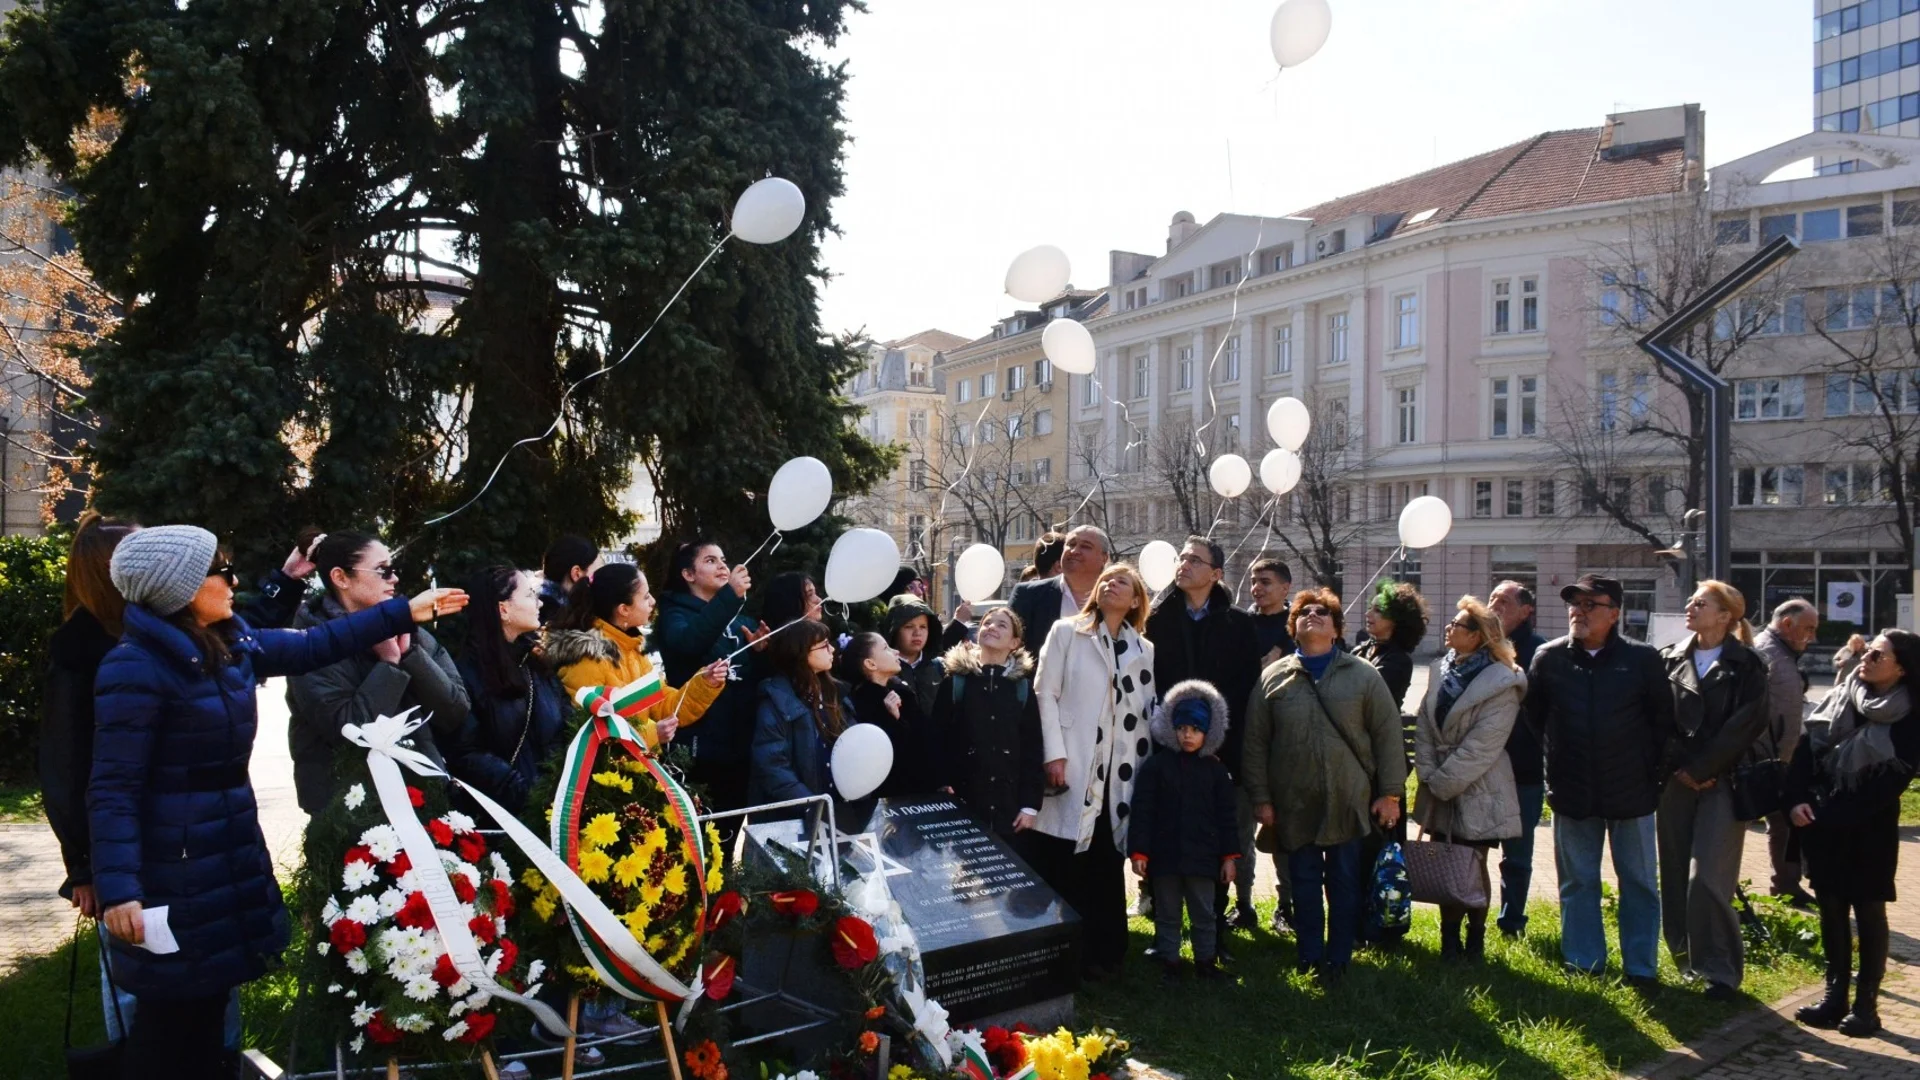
[1560,574,1623,606]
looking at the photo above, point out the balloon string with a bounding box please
[662,599,824,726]
[403,233,734,546]
[740,529,783,568]
[930,397,999,556]
[1218,495,1275,582]
[1060,363,1151,530]
[1344,546,1406,621]
[1232,499,1280,607]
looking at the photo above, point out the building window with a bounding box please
[1008,365,1026,392]
[981,371,997,397]
[1598,371,1619,431]
[1394,293,1419,349]
[1395,385,1419,444]
[909,459,927,491]
[955,421,971,447]
[1227,413,1242,450]
[1222,336,1241,382]
[1715,217,1752,245]
[1272,243,1294,271]
[1011,460,1028,487]
[1493,277,1536,333]
[1177,346,1193,390]
[907,514,926,554]
[1474,480,1493,518]
[1329,397,1350,442]
[1896,194,1920,227]
[1827,371,1920,416]
[1646,474,1668,515]
[1490,375,1539,438]
[1803,208,1843,243]
[1034,408,1053,436]
[979,420,995,444]
[909,359,929,386]
[957,378,972,405]
[1134,354,1149,399]
[1850,202,1885,237]
[1505,479,1525,517]
[1007,414,1023,440]
[1035,358,1052,385]
[1825,287,1881,331]
[1327,312,1349,364]
[1826,463,1889,505]
[908,409,928,437]
[1034,457,1051,484]
[1611,475,1633,509]
[1536,479,1556,516]
[1760,213,1797,242]
[1520,277,1539,332]
[1272,324,1293,374]
[1736,466,1804,506]
[1735,377,1806,420]
[1083,370,1098,406]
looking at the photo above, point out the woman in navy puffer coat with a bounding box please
[90,526,467,1078]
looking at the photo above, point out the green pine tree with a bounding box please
[0,0,893,574]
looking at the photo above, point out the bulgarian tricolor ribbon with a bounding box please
[551,678,709,1002]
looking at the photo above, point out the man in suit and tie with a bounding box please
[1008,525,1112,656]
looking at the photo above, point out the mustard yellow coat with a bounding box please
[545,619,720,750]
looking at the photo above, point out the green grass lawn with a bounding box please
[1,893,1822,1080]
[1902,786,1920,826]
[0,784,43,823]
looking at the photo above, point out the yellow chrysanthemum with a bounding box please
[566,964,598,982]
[639,879,665,907]
[645,934,668,954]
[579,848,613,884]
[532,894,557,921]
[619,756,648,775]
[1061,1052,1090,1080]
[621,905,652,937]
[520,867,546,891]
[705,823,722,846]
[639,826,669,856]
[582,813,621,849]
[888,1066,915,1080]
[705,866,724,894]
[591,770,634,793]
[1077,1035,1108,1063]
[1028,1041,1064,1080]
[665,930,698,969]
[663,865,688,896]
[613,849,648,888]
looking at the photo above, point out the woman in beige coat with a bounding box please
[1414,595,1526,962]
[1033,562,1157,980]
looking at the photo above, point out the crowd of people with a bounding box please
[33,514,1920,1076]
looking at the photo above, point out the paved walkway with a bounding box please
[0,679,307,976]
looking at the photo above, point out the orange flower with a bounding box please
[865,1005,886,1020]
[859,1030,880,1055]
[684,1039,723,1080]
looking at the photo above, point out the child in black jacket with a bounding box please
[1129,679,1240,980]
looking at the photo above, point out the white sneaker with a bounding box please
[499,1063,533,1080]
[585,1010,649,1039]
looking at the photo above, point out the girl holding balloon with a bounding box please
[748,619,857,811]
[657,539,767,826]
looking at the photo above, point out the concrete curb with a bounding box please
[1621,980,1829,1080]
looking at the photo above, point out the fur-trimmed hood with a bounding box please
[542,620,645,671]
[938,641,1034,680]
[1151,678,1229,756]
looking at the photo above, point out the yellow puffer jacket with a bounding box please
[545,619,721,749]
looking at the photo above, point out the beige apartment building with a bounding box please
[841,330,969,576]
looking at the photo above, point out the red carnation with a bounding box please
[830,916,878,970]
[455,832,488,864]
[494,937,519,973]
[426,818,454,846]
[367,1012,402,1045]
[433,953,461,988]
[407,786,425,808]
[328,918,367,953]
[1012,1022,1037,1036]
[986,1030,1026,1074]
[702,954,736,1001]
[469,914,498,945]
[452,874,477,903]
[460,1013,495,1043]
[386,851,411,877]
[487,878,515,918]
[769,889,818,918]
[343,845,374,869]
[706,890,745,932]
[395,891,436,930]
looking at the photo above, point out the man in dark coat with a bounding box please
[1752,598,1819,905]
[1145,536,1263,938]
[1523,574,1675,984]
[1008,525,1110,656]
[1489,579,1550,937]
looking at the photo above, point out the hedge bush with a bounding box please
[0,534,66,782]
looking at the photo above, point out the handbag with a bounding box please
[65,918,126,1079]
[1369,840,1413,931]
[1728,725,1787,823]
[1402,823,1491,909]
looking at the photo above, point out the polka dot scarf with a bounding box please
[1075,620,1157,854]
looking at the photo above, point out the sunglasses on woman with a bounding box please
[208,564,239,587]
[353,564,401,582]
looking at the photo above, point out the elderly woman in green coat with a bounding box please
[1244,587,1406,985]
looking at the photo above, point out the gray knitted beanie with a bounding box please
[110,525,219,617]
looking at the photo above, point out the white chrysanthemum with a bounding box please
[442,810,476,834]
[494,917,508,938]
[351,1003,377,1028]
[456,902,477,925]
[437,849,462,868]
[344,784,366,810]
[315,942,330,956]
[456,862,481,889]
[327,983,342,994]
[377,887,406,919]
[345,949,370,975]
[394,871,421,894]
[344,895,380,924]
[321,897,342,925]
[442,1020,469,1042]
[359,824,401,862]
[489,852,511,879]
[396,1014,432,1033]
[349,1035,365,1054]
[466,992,491,1012]
[448,978,472,998]
[345,989,356,999]
[342,860,378,893]
[525,960,546,984]
[449,998,470,1019]
[402,973,438,1002]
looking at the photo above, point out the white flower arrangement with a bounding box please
[344,784,366,810]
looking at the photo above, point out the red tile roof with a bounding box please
[1289,127,1691,233]
[886,329,971,351]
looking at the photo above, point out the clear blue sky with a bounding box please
[814,0,1815,342]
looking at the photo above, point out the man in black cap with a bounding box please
[1522,574,1674,987]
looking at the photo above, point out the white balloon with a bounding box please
[767,456,833,531]
[1138,540,1179,593]
[1266,397,1312,452]
[1269,0,1333,68]
[1004,245,1071,303]
[1398,496,1454,550]
[824,527,901,603]
[953,544,1007,604]
[831,723,895,801]
[1208,454,1252,499]
[731,178,807,244]
[1041,318,1096,376]
[1260,448,1303,495]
